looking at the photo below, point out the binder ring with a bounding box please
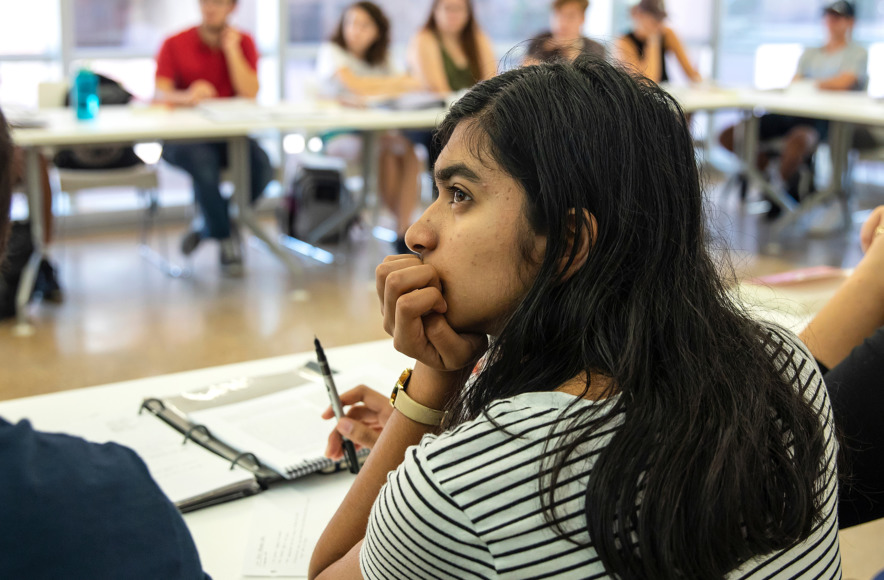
[231,452,262,471]
[183,424,210,445]
[139,398,165,415]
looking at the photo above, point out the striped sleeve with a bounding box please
[360,440,496,580]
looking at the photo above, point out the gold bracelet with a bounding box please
[875,226,884,237]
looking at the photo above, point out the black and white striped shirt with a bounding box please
[361,330,840,579]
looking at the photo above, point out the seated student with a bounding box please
[719,0,867,220]
[0,109,208,580]
[524,0,607,65]
[615,0,702,84]
[310,56,840,578]
[155,0,273,277]
[405,0,496,166]
[407,0,496,94]
[316,2,423,254]
[799,205,884,529]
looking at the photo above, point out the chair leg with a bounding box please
[137,188,191,279]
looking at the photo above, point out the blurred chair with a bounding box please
[38,82,189,278]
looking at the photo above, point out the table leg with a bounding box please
[771,120,854,236]
[229,136,301,275]
[13,148,47,334]
[740,114,799,215]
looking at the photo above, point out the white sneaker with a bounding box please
[219,238,244,277]
[807,203,844,236]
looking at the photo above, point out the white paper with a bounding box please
[188,366,393,477]
[242,480,353,577]
[53,411,255,504]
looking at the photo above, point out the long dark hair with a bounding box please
[423,0,483,83]
[331,1,390,67]
[0,108,13,258]
[436,57,828,578]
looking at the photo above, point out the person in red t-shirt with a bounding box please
[155,0,272,277]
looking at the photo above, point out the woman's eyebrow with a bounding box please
[435,162,482,183]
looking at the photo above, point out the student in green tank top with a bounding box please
[408,0,496,94]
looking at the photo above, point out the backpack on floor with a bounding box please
[279,155,354,244]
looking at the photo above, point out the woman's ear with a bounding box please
[558,209,596,283]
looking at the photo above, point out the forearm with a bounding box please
[309,363,457,578]
[817,73,859,91]
[341,74,421,97]
[154,87,193,106]
[644,38,663,83]
[225,50,259,98]
[800,252,884,368]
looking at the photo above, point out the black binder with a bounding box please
[139,364,367,513]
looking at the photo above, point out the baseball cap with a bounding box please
[823,0,856,18]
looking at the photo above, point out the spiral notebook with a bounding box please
[142,363,392,511]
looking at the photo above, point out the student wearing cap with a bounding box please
[614,0,701,84]
[524,0,607,65]
[719,0,867,220]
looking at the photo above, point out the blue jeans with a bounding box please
[162,139,272,240]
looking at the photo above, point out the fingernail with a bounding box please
[337,419,353,435]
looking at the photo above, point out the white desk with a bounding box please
[0,338,411,579]
[9,102,446,332]
[2,280,882,578]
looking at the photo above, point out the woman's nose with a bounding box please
[404,206,438,256]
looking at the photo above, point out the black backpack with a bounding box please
[53,74,143,170]
[279,160,354,244]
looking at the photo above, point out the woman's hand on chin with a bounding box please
[376,255,487,372]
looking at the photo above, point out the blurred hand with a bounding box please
[322,384,393,460]
[186,80,218,105]
[220,27,242,55]
[860,205,884,253]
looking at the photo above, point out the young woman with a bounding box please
[310,57,839,578]
[524,0,607,65]
[316,1,422,253]
[407,0,496,94]
[615,0,701,84]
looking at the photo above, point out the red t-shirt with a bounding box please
[155,26,258,98]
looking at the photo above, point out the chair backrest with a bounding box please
[37,82,69,109]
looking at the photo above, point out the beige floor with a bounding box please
[2,178,883,577]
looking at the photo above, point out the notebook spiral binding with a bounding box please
[231,452,263,472]
[183,424,211,445]
[285,448,370,478]
[139,398,166,415]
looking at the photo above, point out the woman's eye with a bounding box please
[451,188,472,204]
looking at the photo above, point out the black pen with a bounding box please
[314,337,360,474]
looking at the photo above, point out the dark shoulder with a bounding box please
[0,418,206,579]
[526,31,553,52]
[582,37,608,59]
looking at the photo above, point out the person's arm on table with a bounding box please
[336,68,422,97]
[309,254,486,579]
[663,27,701,83]
[221,27,259,99]
[800,206,884,369]
[154,77,218,107]
[817,72,860,91]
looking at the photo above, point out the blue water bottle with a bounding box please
[73,67,99,121]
